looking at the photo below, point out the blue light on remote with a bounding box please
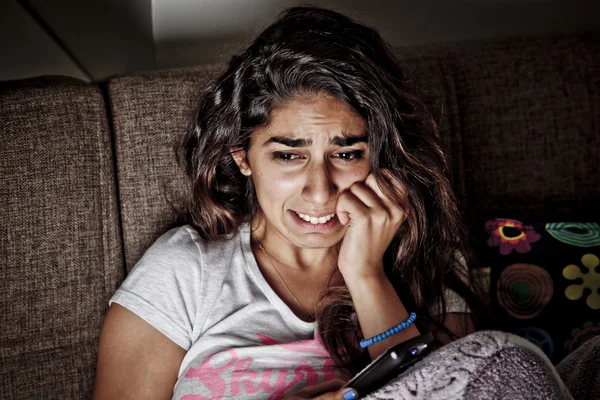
[410,348,418,356]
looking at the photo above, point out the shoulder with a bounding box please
[143,225,203,259]
[126,225,200,280]
[135,224,241,275]
[429,250,473,315]
[112,225,245,307]
[109,225,246,349]
[452,250,470,285]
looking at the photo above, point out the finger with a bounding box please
[311,378,346,399]
[348,182,400,227]
[334,387,358,400]
[353,177,404,225]
[368,170,411,217]
[323,378,347,391]
[335,191,369,226]
[365,173,389,202]
[286,379,347,399]
[348,182,386,210]
[364,173,380,192]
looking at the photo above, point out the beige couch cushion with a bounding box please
[0,76,123,399]
[405,33,600,228]
[106,66,223,271]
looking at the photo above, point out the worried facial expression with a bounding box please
[233,94,371,248]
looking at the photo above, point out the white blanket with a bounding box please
[364,331,573,400]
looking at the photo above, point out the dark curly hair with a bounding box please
[176,6,487,377]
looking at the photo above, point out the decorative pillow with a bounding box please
[483,218,600,364]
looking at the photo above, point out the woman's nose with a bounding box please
[301,163,337,206]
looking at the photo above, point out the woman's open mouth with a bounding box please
[290,210,339,230]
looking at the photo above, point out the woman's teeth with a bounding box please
[295,212,335,224]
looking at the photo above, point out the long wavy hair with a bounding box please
[176,6,488,377]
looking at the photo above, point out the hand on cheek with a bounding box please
[335,172,409,280]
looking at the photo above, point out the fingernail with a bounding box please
[343,389,357,400]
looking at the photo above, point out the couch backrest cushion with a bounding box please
[0,76,123,400]
[404,33,600,229]
[106,66,222,271]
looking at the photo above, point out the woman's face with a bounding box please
[234,94,371,249]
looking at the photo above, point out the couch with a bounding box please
[1,32,599,399]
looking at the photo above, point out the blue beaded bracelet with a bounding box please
[359,312,417,349]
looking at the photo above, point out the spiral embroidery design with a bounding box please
[546,222,600,247]
[497,263,554,319]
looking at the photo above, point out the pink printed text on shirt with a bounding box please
[181,333,337,399]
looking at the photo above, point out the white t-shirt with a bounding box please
[110,223,468,399]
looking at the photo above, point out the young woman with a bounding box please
[93,6,484,400]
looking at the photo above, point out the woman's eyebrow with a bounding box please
[263,135,367,148]
[329,135,368,146]
[263,136,311,147]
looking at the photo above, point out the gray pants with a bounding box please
[364,330,582,400]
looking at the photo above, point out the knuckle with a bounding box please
[391,207,403,220]
[349,182,364,194]
[374,208,388,221]
[392,212,404,226]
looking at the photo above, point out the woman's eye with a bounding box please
[334,150,364,162]
[271,150,364,164]
[272,152,301,163]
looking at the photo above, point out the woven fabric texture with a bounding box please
[0,76,124,399]
[403,33,600,229]
[106,66,224,271]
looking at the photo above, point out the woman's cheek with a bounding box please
[337,167,370,191]
[277,173,303,193]
[262,170,300,199]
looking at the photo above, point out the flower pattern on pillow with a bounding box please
[546,222,600,247]
[563,253,600,310]
[485,218,600,364]
[486,219,542,255]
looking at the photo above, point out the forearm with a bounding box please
[345,269,420,360]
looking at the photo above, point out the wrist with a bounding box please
[342,267,388,291]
